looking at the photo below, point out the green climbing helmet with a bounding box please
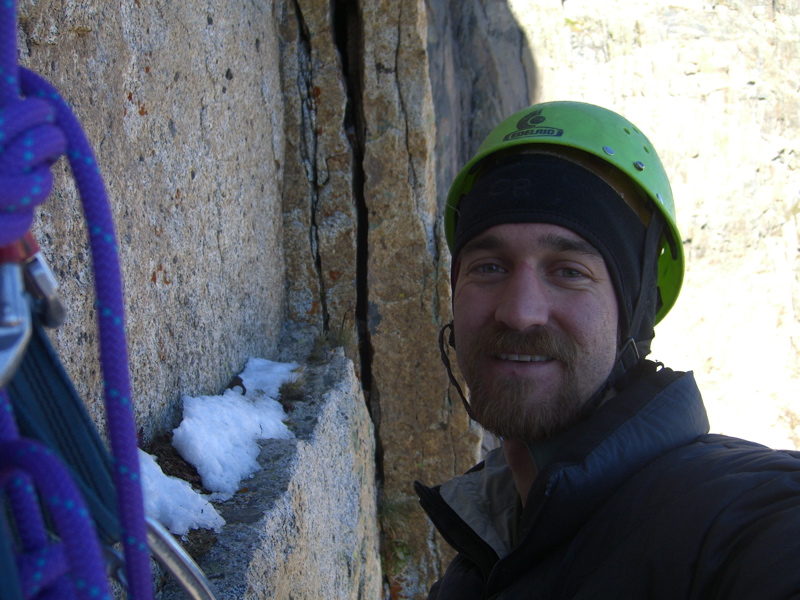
[445,100,684,323]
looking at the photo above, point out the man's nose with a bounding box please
[494,268,550,331]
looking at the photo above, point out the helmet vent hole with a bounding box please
[643,146,651,154]
[623,127,632,135]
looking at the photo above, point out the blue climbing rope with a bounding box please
[0,2,153,598]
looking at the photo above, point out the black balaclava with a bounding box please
[450,153,664,389]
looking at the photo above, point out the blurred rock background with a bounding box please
[509,0,800,451]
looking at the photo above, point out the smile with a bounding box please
[497,354,552,362]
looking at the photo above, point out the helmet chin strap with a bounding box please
[608,209,666,391]
[438,322,476,421]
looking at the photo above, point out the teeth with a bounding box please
[499,354,550,362]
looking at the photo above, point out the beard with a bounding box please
[462,326,595,443]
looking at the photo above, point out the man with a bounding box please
[416,101,800,599]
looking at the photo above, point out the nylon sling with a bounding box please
[7,318,120,546]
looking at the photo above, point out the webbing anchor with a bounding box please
[0,244,32,388]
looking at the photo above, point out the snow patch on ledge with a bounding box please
[140,358,299,535]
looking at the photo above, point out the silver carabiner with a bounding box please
[105,517,220,600]
[0,259,32,388]
[20,232,66,329]
[146,517,220,600]
[23,250,67,328]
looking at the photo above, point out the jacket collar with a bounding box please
[439,445,519,558]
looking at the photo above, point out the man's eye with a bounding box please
[476,263,504,274]
[558,267,585,278]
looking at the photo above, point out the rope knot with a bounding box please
[0,97,66,247]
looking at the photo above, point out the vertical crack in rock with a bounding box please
[393,2,419,194]
[294,0,331,331]
[332,0,381,474]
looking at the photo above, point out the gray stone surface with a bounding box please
[279,0,359,336]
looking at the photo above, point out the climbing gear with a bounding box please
[0,36,150,598]
[0,244,32,388]
[0,3,217,598]
[147,517,219,600]
[445,101,683,324]
[8,321,220,600]
[0,232,64,388]
[20,231,67,328]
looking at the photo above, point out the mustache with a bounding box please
[468,326,578,365]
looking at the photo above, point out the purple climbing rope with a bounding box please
[0,2,152,599]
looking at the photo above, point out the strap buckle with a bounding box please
[618,337,640,371]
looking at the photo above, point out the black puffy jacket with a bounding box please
[416,366,800,599]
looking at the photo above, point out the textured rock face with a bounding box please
[280,0,358,335]
[427,0,536,211]
[509,0,800,450]
[358,0,459,591]
[17,0,286,440]
[15,1,380,598]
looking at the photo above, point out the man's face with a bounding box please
[452,222,619,442]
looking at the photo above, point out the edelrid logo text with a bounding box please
[503,127,564,141]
